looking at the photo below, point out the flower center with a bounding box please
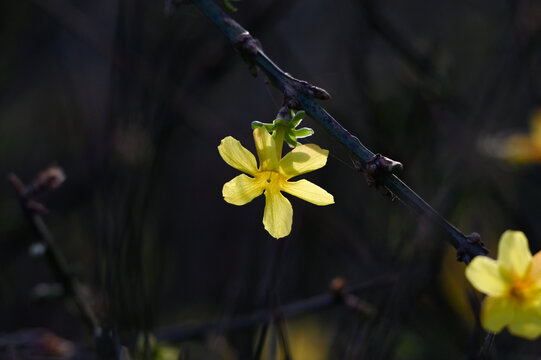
[508,275,541,304]
[258,171,285,193]
[510,284,528,303]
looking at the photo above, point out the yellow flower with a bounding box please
[218,126,334,239]
[500,108,541,163]
[465,230,541,339]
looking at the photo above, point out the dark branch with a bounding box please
[188,0,489,263]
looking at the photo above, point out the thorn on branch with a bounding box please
[457,232,489,264]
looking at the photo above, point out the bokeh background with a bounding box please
[2,0,541,358]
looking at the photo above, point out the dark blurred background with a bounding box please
[1,0,541,358]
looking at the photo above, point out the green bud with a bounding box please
[252,110,314,148]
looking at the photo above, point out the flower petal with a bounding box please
[501,135,541,163]
[281,179,334,206]
[508,305,541,340]
[278,144,328,179]
[223,174,264,205]
[480,297,514,333]
[253,127,278,171]
[466,256,508,296]
[531,108,541,148]
[218,136,258,176]
[263,190,293,239]
[498,230,532,278]
[531,251,541,285]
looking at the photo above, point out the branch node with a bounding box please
[329,277,376,315]
[9,167,65,214]
[277,105,291,119]
[329,276,346,300]
[356,154,403,200]
[234,32,259,56]
[233,31,260,77]
[285,77,331,101]
[283,86,301,110]
[456,232,489,263]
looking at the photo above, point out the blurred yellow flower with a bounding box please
[465,230,541,339]
[218,126,334,239]
[501,109,541,163]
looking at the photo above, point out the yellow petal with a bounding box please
[465,256,508,296]
[278,144,328,179]
[218,136,258,176]
[253,127,278,171]
[263,190,293,239]
[498,230,532,278]
[531,251,541,285]
[501,135,541,163]
[531,108,541,147]
[223,174,264,205]
[281,179,334,206]
[508,306,541,340]
[480,297,514,333]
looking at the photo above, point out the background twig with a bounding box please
[8,170,99,334]
[155,276,386,341]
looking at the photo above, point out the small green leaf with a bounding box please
[284,131,299,147]
[293,128,314,138]
[253,110,313,149]
[252,121,275,132]
[251,121,265,129]
[290,111,305,127]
